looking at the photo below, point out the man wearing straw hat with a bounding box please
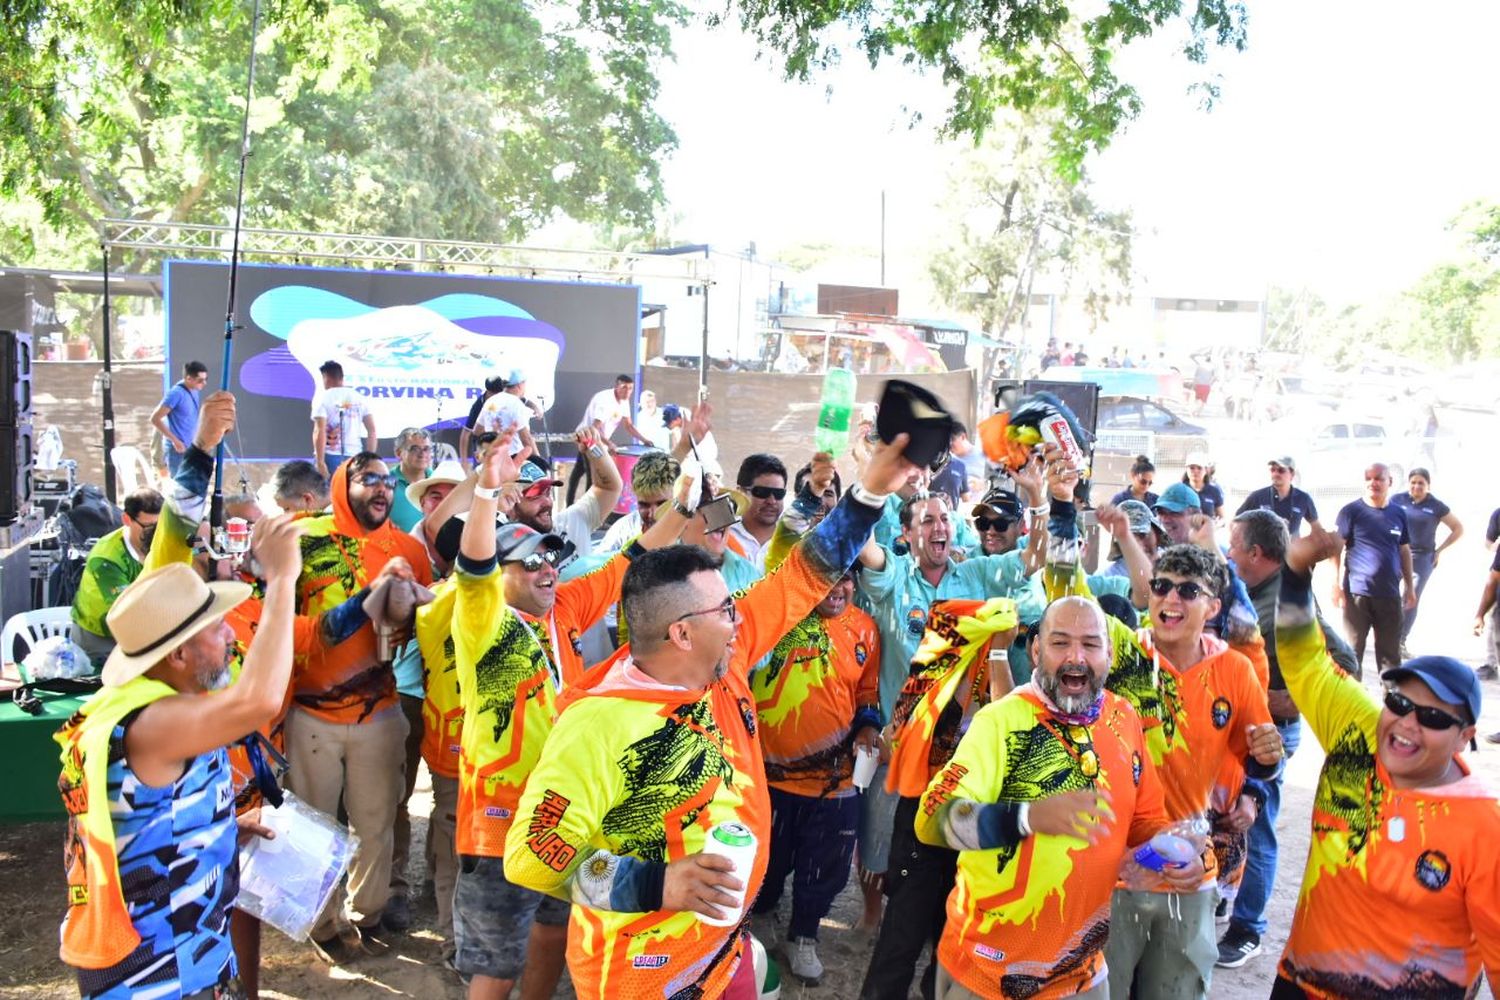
[55,515,304,999]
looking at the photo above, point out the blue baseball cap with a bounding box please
[501,366,528,387]
[1382,656,1482,725]
[517,461,561,487]
[1154,482,1202,514]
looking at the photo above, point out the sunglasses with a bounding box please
[1148,577,1212,601]
[747,485,787,501]
[353,472,397,490]
[974,515,1016,533]
[664,596,739,638]
[507,548,564,572]
[1383,689,1468,731]
[521,480,553,500]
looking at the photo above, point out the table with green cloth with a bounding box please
[0,688,86,823]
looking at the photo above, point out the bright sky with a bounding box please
[653,1,1500,308]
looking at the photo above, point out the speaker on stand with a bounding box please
[0,330,33,526]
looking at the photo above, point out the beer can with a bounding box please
[698,821,758,927]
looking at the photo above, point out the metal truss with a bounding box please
[100,219,712,285]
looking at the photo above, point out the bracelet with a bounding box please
[474,484,502,501]
[587,443,607,459]
[850,484,890,508]
[671,500,694,517]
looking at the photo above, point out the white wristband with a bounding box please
[587,443,607,459]
[850,484,890,509]
[474,484,501,501]
[1016,801,1032,838]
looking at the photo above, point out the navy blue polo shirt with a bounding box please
[1390,491,1450,553]
[1237,486,1319,535]
[1336,499,1410,599]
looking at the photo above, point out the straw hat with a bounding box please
[101,563,251,687]
[405,459,468,508]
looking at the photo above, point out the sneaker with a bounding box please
[750,912,780,951]
[1477,665,1499,682]
[382,894,412,932]
[1486,730,1500,745]
[1214,897,1230,925]
[788,936,824,984]
[1216,927,1263,969]
[310,932,362,966]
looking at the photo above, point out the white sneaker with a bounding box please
[789,936,824,984]
[750,912,780,951]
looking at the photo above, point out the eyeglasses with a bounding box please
[353,472,397,490]
[974,516,1015,533]
[1148,577,1212,601]
[1383,689,1468,731]
[665,596,738,637]
[405,444,432,454]
[521,480,553,500]
[507,548,564,572]
[1269,465,1290,473]
[747,485,786,501]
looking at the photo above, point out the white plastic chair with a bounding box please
[1,607,75,684]
[110,445,159,495]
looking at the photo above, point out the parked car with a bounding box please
[1093,394,1210,479]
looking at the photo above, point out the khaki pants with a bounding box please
[390,693,426,900]
[936,964,1106,999]
[1106,888,1217,1000]
[430,773,460,956]
[285,707,409,940]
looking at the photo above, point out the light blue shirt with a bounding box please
[856,545,1035,717]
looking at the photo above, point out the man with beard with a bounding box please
[511,428,620,584]
[504,435,920,1000]
[55,515,302,999]
[1271,526,1500,998]
[1103,543,1283,1000]
[748,569,882,983]
[1153,481,1202,546]
[70,487,164,667]
[730,452,788,573]
[288,452,433,962]
[913,597,1198,999]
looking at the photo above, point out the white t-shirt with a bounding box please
[475,392,532,454]
[311,386,370,455]
[577,388,631,438]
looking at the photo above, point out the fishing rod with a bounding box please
[210,0,263,542]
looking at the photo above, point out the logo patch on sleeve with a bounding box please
[1414,850,1451,891]
[1211,697,1232,729]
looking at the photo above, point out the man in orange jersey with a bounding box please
[1102,544,1284,1000]
[748,569,882,983]
[915,596,1202,999]
[504,435,920,1000]
[442,437,693,1000]
[1266,526,1500,999]
[285,451,433,962]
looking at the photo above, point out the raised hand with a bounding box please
[192,391,237,452]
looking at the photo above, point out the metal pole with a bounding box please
[100,243,117,504]
[880,190,887,286]
[698,248,710,395]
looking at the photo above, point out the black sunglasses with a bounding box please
[974,515,1015,533]
[506,548,564,572]
[747,485,787,501]
[664,596,738,638]
[1148,577,1212,601]
[1384,689,1467,731]
[353,472,398,490]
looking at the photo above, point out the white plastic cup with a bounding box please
[697,821,758,927]
[851,745,880,791]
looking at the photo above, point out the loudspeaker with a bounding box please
[1022,379,1100,439]
[0,420,32,525]
[0,329,31,428]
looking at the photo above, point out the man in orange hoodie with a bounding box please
[285,452,433,963]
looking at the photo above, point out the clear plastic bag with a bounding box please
[235,791,359,941]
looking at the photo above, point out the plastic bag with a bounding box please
[235,791,358,941]
[23,635,95,681]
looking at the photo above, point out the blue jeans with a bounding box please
[1229,716,1301,937]
[1401,550,1436,641]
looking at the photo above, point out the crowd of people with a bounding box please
[47,362,1500,1000]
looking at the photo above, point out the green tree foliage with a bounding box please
[721,0,1248,177]
[927,115,1132,349]
[1,0,684,266]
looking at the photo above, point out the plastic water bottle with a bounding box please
[698,821,758,927]
[814,368,857,456]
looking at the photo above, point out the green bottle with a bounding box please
[814,367,857,455]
